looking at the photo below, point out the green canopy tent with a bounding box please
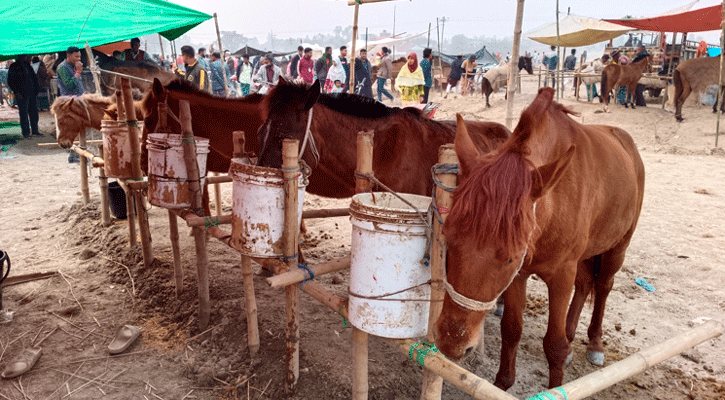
[0,0,211,60]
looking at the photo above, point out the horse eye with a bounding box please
[508,259,513,264]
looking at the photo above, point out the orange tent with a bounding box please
[93,41,131,56]
[605,4,722,33]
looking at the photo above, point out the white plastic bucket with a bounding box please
[348,192,432,338]
[229,159,307,258]
[146,133,210,209]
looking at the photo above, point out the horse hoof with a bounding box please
[565,351,574,367]
[587,351,605,366]
[493,303,504,317]
[675,116,683,122]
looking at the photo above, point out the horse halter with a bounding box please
[444,203,537,312]
[299,107,320,167]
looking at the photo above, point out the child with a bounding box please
[331,79,344,94]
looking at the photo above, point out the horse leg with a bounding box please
[494,274,529,390]
[628,84,636,109]
[565,257,598,363]
[674,70,690,122]
[542,264,576,388]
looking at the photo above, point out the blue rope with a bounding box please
[282,253,298,261]
[298,263,314,282]
[526,387,567,400]
[431,162,459,193]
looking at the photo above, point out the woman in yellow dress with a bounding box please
[395,53,425,106]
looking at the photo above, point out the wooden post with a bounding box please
[98,144,111,227]
[115,90,126,121]
[158,34,166,65]
[352,130,374,400]
[420,144,458,400]
[79,128,90,205]
[715,1,725,147]
[168,211,183,297]
[349,3,360,92]
[179,100,210,330]
[437,18,443,95]
[538,320,724,400]
[242,255,260,356]
[505,0,525,130]
[84,42,103,95]
[213,13,229,98]
[213,174,223,216]
[282,139,301,395]
[122,77,153,268]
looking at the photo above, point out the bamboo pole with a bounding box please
[84,42,103,95]
[349,3,360,92]
[179,100,210,330]
[213,13,229,98]
[78,128,90,205]
[98,144,111,227]
[399,341,518,400]
[282,139,301,395]
[213,173,223,216]
[352,130,374,400]
[555,1,561,101]
[70,145,105,167]
[505,0,525,130]
[38,139,104,147]
[715,1,724,147]
[183,208,350,227]
[437,18,443,95]
[267,256,351,288]
[241,254,260,356]
[420,144,458,400]
[158,34,165,65]
[122,78,153,268]
[537,320,724,400]
[168,210,183,297]
[206,175,233,185]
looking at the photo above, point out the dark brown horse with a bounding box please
[600,55,653,110]
[256,79,510,198]
[673,55,725,121]
[481,56,533,107]
[140,78,265,174]
[435,88,644,390]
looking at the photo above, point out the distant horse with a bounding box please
[480,56,533,107]
[600,55,653,110]
[435,88,644,390]
[673,55,725,121]
[50,94,141,149]
[256,79,510,198]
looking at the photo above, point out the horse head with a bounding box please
[518,56,533,75]
[257,78,320,168]
[51,94,112,148]
[141,78,181,135]
[435,93,575,359]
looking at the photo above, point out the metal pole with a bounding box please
[213,13,229,97]
[505,0,525,130]
[427,22,431,47]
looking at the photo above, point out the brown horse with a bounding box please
[140,78,265,174]
[481,56,533,107]
[600,55,653,110]
[673,55,725,121]
[435,88,645,390]
[50,94,142,149]
[256,79,510,198]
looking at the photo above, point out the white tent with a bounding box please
[345,31,427,59]
[526,14,632,47]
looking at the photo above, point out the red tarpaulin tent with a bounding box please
[605,4,722,33]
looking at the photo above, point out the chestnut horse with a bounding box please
[140,78,265,174]
[673,55,725,121]
[435,88,644,390]
[600,55,653,110]
[51,94,143,149]
[481,56,533,107]
[256,79,511,198]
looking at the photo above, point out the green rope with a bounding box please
[338,305,348,327]
[526,387,567,400]
[205,216,221,229]
[407,342,439,367]
[124,121,139,127]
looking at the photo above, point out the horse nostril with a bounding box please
[464,346,474,358]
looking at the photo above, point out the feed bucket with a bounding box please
[229,159,307,258]
[348,192,432,338]
[108,181,127,219]
[146,133,210,209]
[101,120,144,179]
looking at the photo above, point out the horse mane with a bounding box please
[51,94,113,119]
[164,78,264,104]
[265,80,406,120]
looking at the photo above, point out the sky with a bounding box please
[169,0,723,48]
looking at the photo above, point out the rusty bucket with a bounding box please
[101,120,143,179]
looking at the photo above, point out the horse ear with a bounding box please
[304,81,321,111]
[530,145,575,200]
[152,78,164,97]
[102,107,117,120]
[454,114,481,176]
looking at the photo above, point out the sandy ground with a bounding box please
[0,76,724,400]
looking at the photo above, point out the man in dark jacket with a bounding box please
[632,44,649,106]
[315,46,333,91]
[8,55,41,137]
[444,54,464,98]
[172,45,210,92]
[353,48,373,98]
[289,46,303,79]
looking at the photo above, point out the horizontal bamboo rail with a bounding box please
[267,256,351,288]
[183,208,350,227]
[70,144,105,168]
[38,140,104,147]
